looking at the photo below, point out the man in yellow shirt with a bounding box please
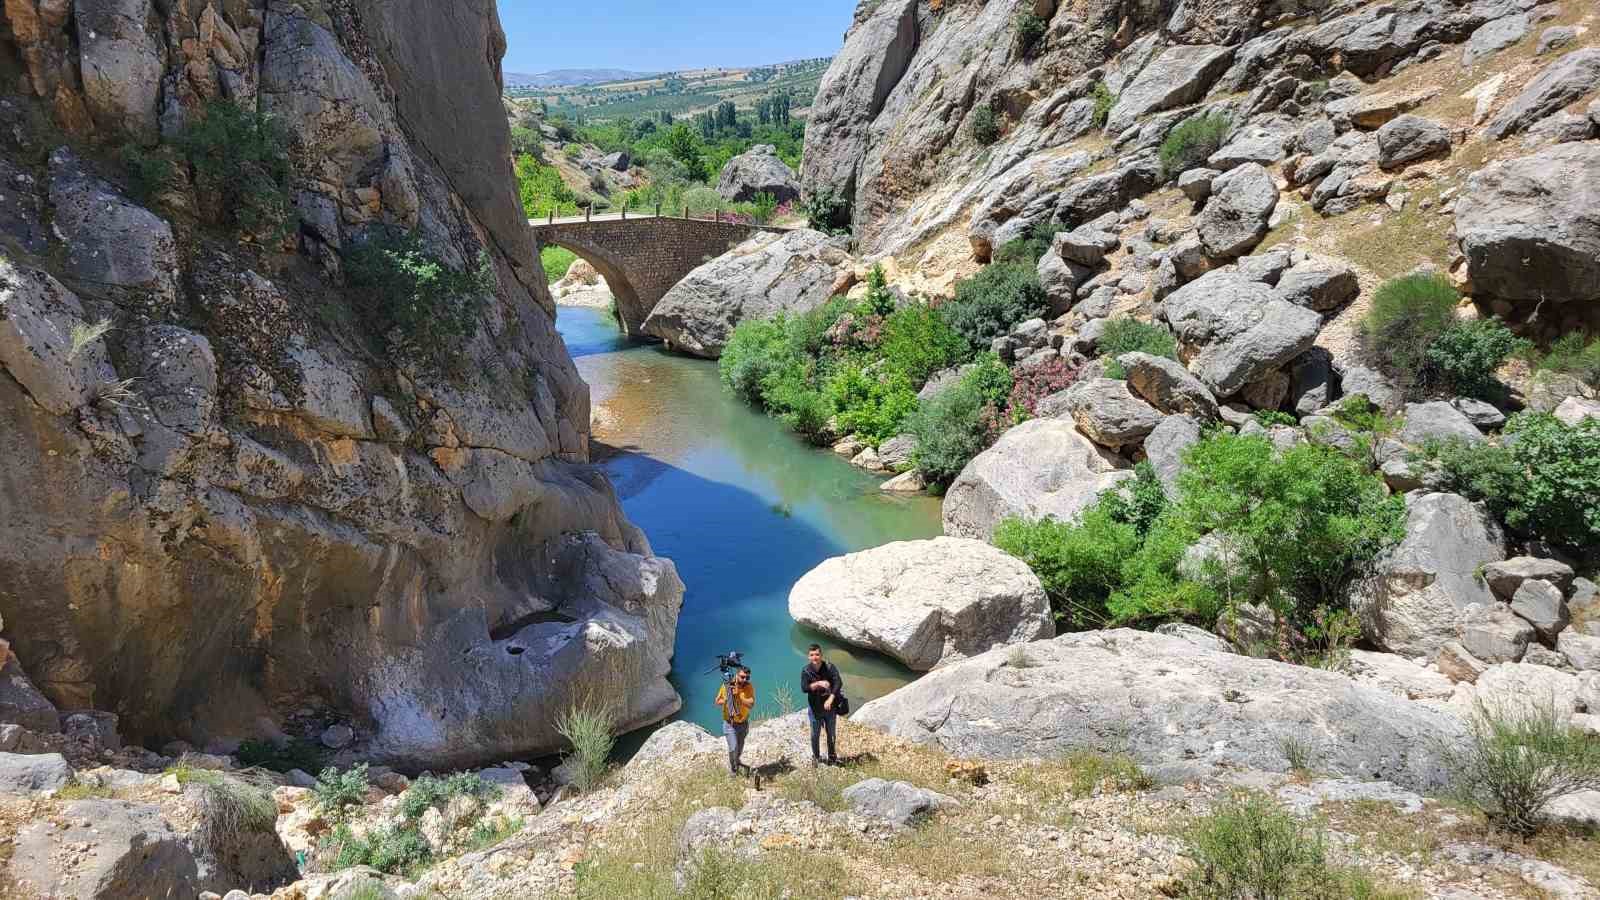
[715,665,755,776]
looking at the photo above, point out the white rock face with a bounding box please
[788,538,1053,671]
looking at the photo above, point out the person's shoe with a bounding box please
[827,757,841,766]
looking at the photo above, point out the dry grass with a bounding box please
[1335,180,1454,280]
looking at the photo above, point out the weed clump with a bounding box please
[1445,702,1600,837]
[343,228,495,369]
[174,100,292,240]
[1159,113,1230,179]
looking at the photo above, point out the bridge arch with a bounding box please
[531,216,784,338]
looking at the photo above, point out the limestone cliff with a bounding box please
[0,0,682,767]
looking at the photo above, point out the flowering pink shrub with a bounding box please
[1005,357,1084,422]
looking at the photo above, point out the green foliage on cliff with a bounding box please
[941,262,1049,354]
[1531,332,1600,386]
[517,154,577,218]
[1092,82,1116,130]
[1097,317,1178,378]
[969,105,1001,145]
[344,229,495,368]
[907,354,1011,486]
[175,100,292,240]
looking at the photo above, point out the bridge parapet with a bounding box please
[531,214,789,336]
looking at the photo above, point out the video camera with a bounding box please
[710,650,745,685]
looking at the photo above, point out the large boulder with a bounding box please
[0,752,72,792]
[1161,271,1323,397]
[641,229,850,358]
[9,799,201,899]
[1144,414,1202,497]
[1119,352,1220,419]
[1399,401,1485,446]
[1376,115,1451,169]
[1053,378,1165,451]
[716,145,800,204]
[788,538,1053,671]
[75,0,164,142]
[1485,48,1600,139]
[1455,142,1600,306]
[1105,44,1235,134]
[0,655,60,734]
[853,629,1469,792]
[1351,493,1507,660]
[1196,163,1278,259]
[48,148,179,310]
[942,419,1133,541]
[841,778,959,827]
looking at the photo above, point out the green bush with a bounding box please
[541,245,578,284]
[969,105,1001,146]
[880,303,968,387]
[825,365,920,445]
[991,220,1061,266]
[1166,434,1405,621]
[769,376,833,440]
[1091,82,1116,130]
[1097,317,1178,378]
[174,100,292,239]
[861,264,896,317]
[343,229,494,367]
[400,772,500,823]
[1015,12,1047,54]
[995,503,1142,630]
[1181,792,1385,899]
[1422,318,1528,400]
[331,823,431,876]
[749,191,779,226]
[517,154,576,218]
[314,764,369,822]
[908,355,1011,486]
[1361,272,1459,379]
[1253,410,1297,428]
[1445,702,1600,836]
[718,317,796,405]
[941,262,1049,353]
[801,190,851,235]
[120,144,176,202]
[556,700,619,794]
[1158,113,1230,179]
[1532,332,1600,386]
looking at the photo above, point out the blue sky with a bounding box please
[497,0,858,73]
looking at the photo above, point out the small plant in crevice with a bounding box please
[343,228,495,370]
[801,189,851,236]
[1280,736,1317,775]
[969,104,1002,146]
[313,764,370,822]
[67,318,113,360]
[1091,81,1116,130]
[174,100,292,241]
[120,144,177,203]
[556,695,620,794]
[1159,113,1230,180]
[1097,317,1178,378]
[1360,271,1458,386]
[1014,11,1046,55]
[1252,410,1297,428]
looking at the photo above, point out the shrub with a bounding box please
[331,823,430,876]
[343,229,494,367]
[1005,356,1084,423]
[969,105,1001,146]
[556,698,619,794]
[1361,272,1459,379]
[941,262,1049,353]
[1097,317,1178,378]
[174,100,292,239]
[719,316,795,404]
[236,738,327,774]
[1168,434,1405,623]
[1532,332,1600,386]
[767,372,834,441]
[1182,792,1381,898]
[991,220,1061,266]
[120,144,176,202]
[1422,318,1528,400]
[314,764,369,822]
[330,881,397,900]
[1330,394,1399,435]
[880,303,968,387]
[1091,82,1116,130]
[995,504,1141,629]
[801,190,851,235]
[1445,702,1600,836]
[400,772,500,823]
[466,814,524,851]
[1253,410,1297,428]
[1422,413,1600,555]
[860,264,896,316]
[1015,12,1046,54]
[908,355,1011,486]
[825,365,920,445]
[516,154,576,218]
[750,191,779,225]
[541,245,578,284]
[1158,113,1230,179]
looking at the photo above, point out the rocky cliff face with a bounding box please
[0,0,681,766]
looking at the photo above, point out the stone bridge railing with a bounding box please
[531,212,789,336]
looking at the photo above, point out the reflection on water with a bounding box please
[556,306,943,736]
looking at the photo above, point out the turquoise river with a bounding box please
[555,305,943,736]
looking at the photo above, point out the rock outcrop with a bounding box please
[853,629,1468,792]
[640,229,850,358]
[942,419,1132,541]
[716,144,800,204]
[788,538,1053,671]
[0,0,681,765]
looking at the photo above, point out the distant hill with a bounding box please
[508,58,833,122]
[506,69,654,88]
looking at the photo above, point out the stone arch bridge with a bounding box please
[531,213,789,336]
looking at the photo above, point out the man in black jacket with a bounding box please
[799,643,842,766]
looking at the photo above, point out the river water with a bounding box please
[556,305,943,736]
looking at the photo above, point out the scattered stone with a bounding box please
[1276,778,1424,815]
[1482,557,1576,600]
[1120,353,1220,420]
[879,469,926,493]
[1461,14,1529,67]
[0,655,60,735]
[716,144,800,204]
[1451,397,1505,429]
[1197,163,1279,259]
[1437,641,1490,683]
[1352,492,1506,659]
[1553,396,1600,426]
[1179,167,1219,202]
[1537,26,1577,55]
[1510,580,1570,643]
[1273,260,1360,312]
[0,752,72,793]
[320,724,354,750]
[1057,228,1120,266]
[1056,378,1165,450]
[1486,48,1600,139]
[1376,115,1451,169]
[1459,604,1535,664]
[1558,632,1600,671]
[942,419,1132,541]
[788,538,1053,671]
[1325,85,1439,129]
[841,778,959,827]
[1399,401,1485,446]
[1144,414,1202,498]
